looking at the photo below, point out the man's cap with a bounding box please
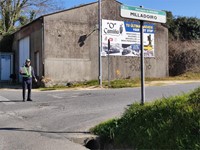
[26,59,31,62]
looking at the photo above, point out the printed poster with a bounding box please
[101,19,155,57]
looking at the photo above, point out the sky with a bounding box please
[63,0,200,18]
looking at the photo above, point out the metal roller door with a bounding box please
[19,36,30,81]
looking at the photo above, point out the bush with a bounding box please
[91,88,200,149]
[169,40,200,76]
[188,87,200,106]
[166,12,200,76]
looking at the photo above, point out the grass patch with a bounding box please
[91,87,200,149]
[40,87,57,91]
[154,72,200,80]
[39,84,71,91]
[104,78,141,88]
[39,72,200,91]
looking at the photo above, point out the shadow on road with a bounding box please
[0,127,90,134]
[0,82,21,89]
[0,100,23,103]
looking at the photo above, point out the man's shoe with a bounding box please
[23,99,25,102]
[27,99,33,101]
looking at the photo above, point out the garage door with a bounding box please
[0,55,11,80]
[19,36,30,81]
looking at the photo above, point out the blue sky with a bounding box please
[63,0,200,18]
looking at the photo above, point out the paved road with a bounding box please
[0,83,199,150]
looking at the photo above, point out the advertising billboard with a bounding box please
[102,19,155,57]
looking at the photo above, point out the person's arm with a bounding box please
[19,67,26,75]
[31,67,37,82]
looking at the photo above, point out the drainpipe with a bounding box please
[41,17,45,77]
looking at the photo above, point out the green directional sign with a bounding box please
[121,5,166,23]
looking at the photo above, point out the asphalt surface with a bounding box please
[0,82,199,150]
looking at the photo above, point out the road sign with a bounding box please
[121,5,166,23]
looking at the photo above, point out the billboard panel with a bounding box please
[102,19,155,57]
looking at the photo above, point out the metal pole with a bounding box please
[108,39,110,87]
[140,20,145,105]
[98,0,102,87]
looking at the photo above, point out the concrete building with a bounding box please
[12,0,168,86]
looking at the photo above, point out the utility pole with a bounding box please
[98,0,102,87]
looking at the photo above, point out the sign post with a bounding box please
[108,39,111,87]
[140,20,145,105]
[120,5,166,105]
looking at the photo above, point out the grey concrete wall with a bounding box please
[101,0,169,80]
[30,29,43,77]
[43,0,168,84]
[43,2,98,83]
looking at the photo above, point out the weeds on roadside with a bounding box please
[91,87,200,149]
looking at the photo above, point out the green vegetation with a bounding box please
[91,87,200,149]
[103,78,140,88]
[166,11,200,40]
[39,72,200,91]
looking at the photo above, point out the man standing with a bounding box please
[19,59,37,102]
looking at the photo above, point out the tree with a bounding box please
[175,17,200,40]
[0,0,64,35]
[165,11,178,40]
[166,11,200,40]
